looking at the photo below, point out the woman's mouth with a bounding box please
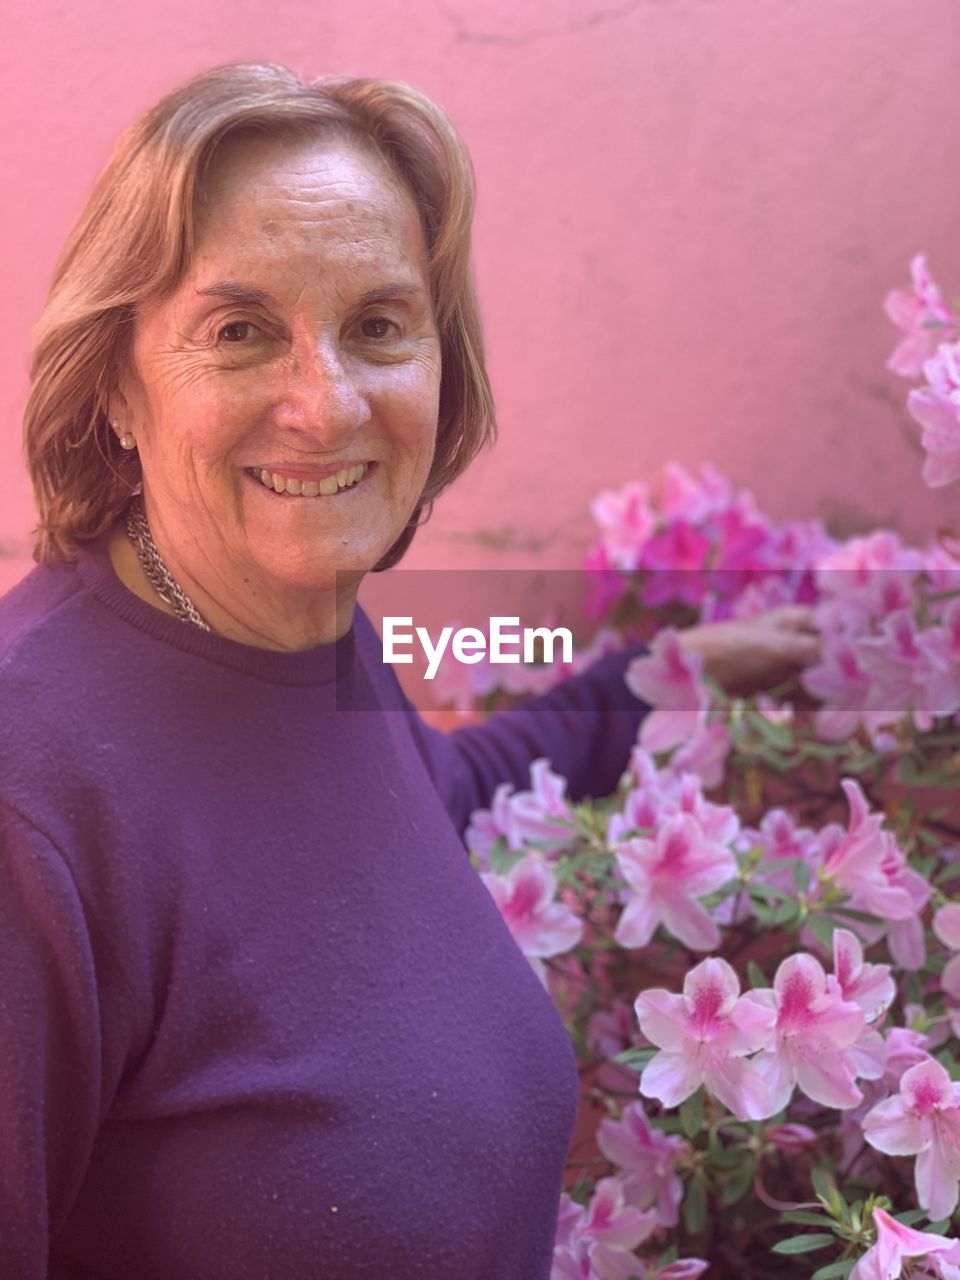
[244,462,372,498]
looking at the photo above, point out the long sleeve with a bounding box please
[405,644,650,838]
[0,799,108,1277]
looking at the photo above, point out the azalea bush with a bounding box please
[455,257,960,1278]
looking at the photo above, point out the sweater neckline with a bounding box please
[74,523,357,687]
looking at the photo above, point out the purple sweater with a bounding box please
[0,526,648,1279]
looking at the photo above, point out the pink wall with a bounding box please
[2,0,959,601]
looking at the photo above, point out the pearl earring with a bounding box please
[112,419,137,450]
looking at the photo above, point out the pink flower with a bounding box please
[749,953,865,1115]
[647,1263,709,1280]
[764,1123,818,1152]
[588,1000,650,1095]
[802,635,872,742]
[666,721,732,789]
[481,854,582,958]
[862,1058,960,1220]
[881,1026,933,1090]
[831,928,894,1081]
[658,461,732,524]
[591,481,657,571]
[831,928,896,1024]
[908,340,960,488]
[574,1177,658,1252]
[934,902,960,1001]
[820,780,930,933]
[625,630,711,755]
[509,759,575,847]
[614,813,738,951]
[857,608,949,732]
[465,782,519,864]
[551,1178,658,1280]
[849,1207,960,1280]
[884,253,957,378]
[634,957,777,1121]
[920,600,960,718]
[596,1101,689,1227]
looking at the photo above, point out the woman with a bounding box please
[1,61,819,1278]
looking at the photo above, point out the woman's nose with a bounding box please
[275,343,370,447]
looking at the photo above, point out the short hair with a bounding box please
[22,60,496,571]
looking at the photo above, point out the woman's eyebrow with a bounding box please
[192,281,427,308]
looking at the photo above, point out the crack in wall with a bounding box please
[431,0,661,48]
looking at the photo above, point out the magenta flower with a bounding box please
[638,522,712,608]
[862,1058,960,1220]
[614,812,738,951]
[481,854,582,958]
[625,629,711,755]
[849,1207,960,1280]
[596,1100,689,1228]
[749,953,865,1115]
[634,957,777,1121]
[908,340,960,488]
[884,253,957,378]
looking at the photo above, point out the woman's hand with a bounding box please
[677,604,822,698]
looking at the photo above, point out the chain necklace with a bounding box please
[123,492,211,632]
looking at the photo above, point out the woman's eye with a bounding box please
[216,320,258,345]
[360,315,400,340]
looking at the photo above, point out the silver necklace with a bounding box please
[123,493,211,631]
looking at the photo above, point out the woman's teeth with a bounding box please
[252,463,368,497]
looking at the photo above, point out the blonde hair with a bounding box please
[23,60,496,571]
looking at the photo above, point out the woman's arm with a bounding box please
[0,799,111,1275]
[404,644,650,839]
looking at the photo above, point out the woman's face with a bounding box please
[113,132,441,633]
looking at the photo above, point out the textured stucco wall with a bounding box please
[2,0,958,599]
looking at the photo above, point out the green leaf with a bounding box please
[810,1261,855,1280]
[811,1168,836,1202]
[927,1218,952,1233]
[771,1233,837,1255]
[813,1257,858,1280]
[680,1087,705,1139]
[807,914,838,949]
[771,898,801,926]
[720,1156,756,1205]
[793,859,812,892]
[488,839,526,876]
[747,960,768,988]
[613,1046,656,1071]
[780,1211,834,1227]
[682,1177,707,1235]
[892,1210,927,1226]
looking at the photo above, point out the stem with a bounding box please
[752,1166,822,1214]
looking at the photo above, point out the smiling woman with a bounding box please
[1,58,821,1280]
[1,59,665,1280]
[103,130,444,649]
